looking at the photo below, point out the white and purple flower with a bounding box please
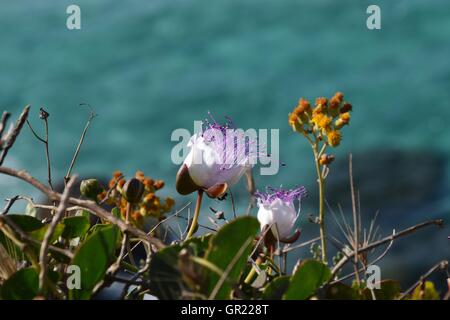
[176,114,258,198]
[255,186,307,243]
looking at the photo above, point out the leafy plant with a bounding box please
[0,102,447,301]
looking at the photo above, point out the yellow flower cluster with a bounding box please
[289,92,352,147]
[98,170,175,225]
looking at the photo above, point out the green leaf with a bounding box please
[204,216,259,299]
[62,216,90,239]
[325,282,362,300]
[29,224,65,243]
[5,214,43,232]
[111,207,122,219]
[283,260,331,300]
[0,268,39,300]
[148,244,183,300]
[363,280,401,300]
[262,276,290,300]
[184,233,213,257]
[69,224,119,300]
[410,281,439,300]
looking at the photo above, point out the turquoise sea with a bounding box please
[0,0,449,287]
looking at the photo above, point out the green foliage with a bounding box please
[69,224,119,300]
[62,215,90,240]
[204,216,259,299]
[410,281,440,300]
[30,224,65,243]
[148,245,183,300]
[5,214,43,232]
[362,280,401,300]
[325,282,362,300]
[262,276,290,300]
[283,260,331,300]
[184,233,212,257]
[0,268,38,300]
[147,217,259,300]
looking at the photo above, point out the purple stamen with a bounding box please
[200,113,261,170]
[255,186,308,206]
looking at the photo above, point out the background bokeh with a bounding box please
[0,0,449,290]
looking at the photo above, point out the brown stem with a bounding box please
[349,154,360,285]
[0,106,30,166]
[39,176,76,294]
[64,109,96,185]
[328,219,444,283]
[399,260,449,300]
[0,166,165,249]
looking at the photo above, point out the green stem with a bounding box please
[244,257,262,284]
[186,190,203,239]
[313,144,327,263]
[244,266,257,284]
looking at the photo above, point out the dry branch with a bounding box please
[0,166,165,249]
[0,106,30,165]
[38,175,77,292]
[328,218,444,283]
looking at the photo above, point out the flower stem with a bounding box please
[313,144,327,263]
[244,257,262,285]
[244,266,257,284]
[186,190,203,239]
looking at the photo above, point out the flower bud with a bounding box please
[327,130,342,147]
[340,102,352,113]
[319,154,335,165]
[255,186,307,242]
[121,178,144,203]
[289,113,304,132]
[80,179,103,201]
[39,107,49,120]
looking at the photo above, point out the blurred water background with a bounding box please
[0,0,449,290]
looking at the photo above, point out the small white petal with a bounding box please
[257,198,298,240]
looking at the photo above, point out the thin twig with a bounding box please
[0,166,165,249]
[0,106,30,166]
[245,169,256,216]
[398,260,449,300]
[209,237,253,300]
[281,236,321,254]
[349,154,360,285]
[148,202,191,234]
[14,195,86,213]
[39,175,77,293]
[120,242,153,299]
[328,218,444,283]
[229,190,237,219]
[26,107,54,190]
[332,233,395,284]
[0,195,72,259]
[1,196,19,215]
[64,106,97,184]
[98,174,123,205]
[0,111,11,137]
[0,215,73,259]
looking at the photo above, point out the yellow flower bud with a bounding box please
[312,113,332,130]
[319,154,335,165]
[327,130,342,147]
[288,113,304,133]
